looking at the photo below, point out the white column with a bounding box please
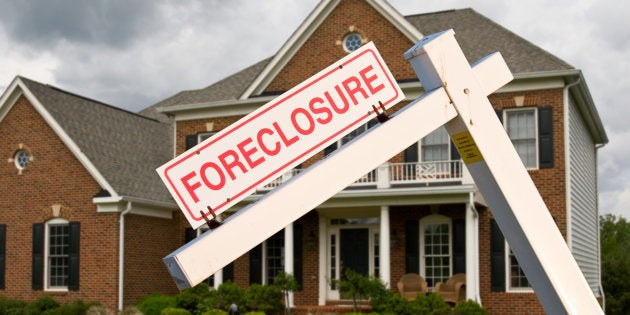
[318,215,327,305]
[213,269,223,289]
[284,224,294,307]
[379,206,391,288]
[465,199,478,302]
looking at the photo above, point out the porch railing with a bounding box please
[258,160,468,191]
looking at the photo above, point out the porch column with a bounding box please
[284,224,294,307]
[213,269,223,289]
[465,194,480,302]
[379,206,391,288]
[318,215,327,305]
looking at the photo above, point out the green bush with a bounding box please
[161,307,192,315]
[176,283,212,312]
[198,281,245,313]
[200,309,228,315]
[43,300,98,315]
[408,293,451,315]
[243,312,266,315]
[453,299,487,315]
[29,295,60,313]
[0,295,28,314]
[136,293,177,315]
[244,283,283,314]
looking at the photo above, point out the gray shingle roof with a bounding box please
[144,8,573,115]
[404,8,574,74]
[20,77,174,204]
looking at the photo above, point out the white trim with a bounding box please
[419,214,452,287]
[44,217,70,292]
[379,206,390,288]
[505,241,535,293]
[502,107,539,170]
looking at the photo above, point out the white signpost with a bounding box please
[157,42,403,229]
[162,30,603,314]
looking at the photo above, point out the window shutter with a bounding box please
[452,219,466,274]
[249,244,262,284]
[0,224,5,290]
[404,142,418,163]
[490,219,506,292]
[324,143,338,156]
[495,109,503,123]
[293,223,303,290]
[185,134,198,150]
[32,223,44,290]
[538,106,554,168]
[405,220,419,274]
[68,222,80,291]
[450,140,461,160]
[184,228,196,243]
[223,263,234,283]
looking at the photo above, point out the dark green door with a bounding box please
[340,228,369,278]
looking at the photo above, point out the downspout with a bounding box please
[595,143,606,311]
[469,191,482,304]
[119,201,132,311]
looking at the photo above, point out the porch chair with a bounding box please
[433,273,466,304]
[397,273,428,300]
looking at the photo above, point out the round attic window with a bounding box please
[343,32,362,52]
[14,149,30,170]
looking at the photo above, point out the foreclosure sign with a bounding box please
[157,42,404,229]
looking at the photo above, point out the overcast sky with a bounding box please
[1,0,629,218]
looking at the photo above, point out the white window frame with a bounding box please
[44,218,70,292]
[420,126,450,162]
[505,243,533,292]
[503,107,539,169]
[262,231,285,285]
[419,214,452,288]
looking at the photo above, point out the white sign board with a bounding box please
[157,42,404,229]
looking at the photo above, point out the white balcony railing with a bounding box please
[258,160,469,191]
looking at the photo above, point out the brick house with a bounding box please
[0,0,607,314]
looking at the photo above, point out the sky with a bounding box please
[1,0,629,218]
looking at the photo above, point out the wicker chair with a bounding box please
[397,273,428,300]
[433,273,466,304]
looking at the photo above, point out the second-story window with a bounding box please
[504,108,537,169]
[421,127,449,162]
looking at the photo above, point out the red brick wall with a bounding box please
[0,95,120,309]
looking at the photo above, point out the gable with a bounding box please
[261,0,418,95]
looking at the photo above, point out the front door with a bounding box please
[340,228,369,277]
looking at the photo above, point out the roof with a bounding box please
[146,8,574,114]
[18,77,175,204]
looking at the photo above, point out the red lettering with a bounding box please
[181,171,202,203]
[257,128,280,156]
[359,65,385,95]
[342,76,368,105]
[273,121,298,147]
[325,86,350,114]
[199,162,225,190]
[291,107,315,135]
[309,97,333,124]
[237,137,265,169]
[218,149,247,180]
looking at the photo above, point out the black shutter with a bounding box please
[185,134,198,150]
[0,224,5,290]
[32,223,44,290]
[324,142,338,156]
[293,224,303,290]
[495,109,503,123]
[223,263,234,283]
[405,220,419,274]
[185,228,196,243]
[68,222,80,291]
[538,106,554,168]
[404,142,418,163]
[249,244,262,284]
[452,219,466,274]
[490,219,506,292]
[450,140,461,160]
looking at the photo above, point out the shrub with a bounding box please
[161,307,192,315]
[453,299,487,315]
[43,299,98,315]
[200,309,228,315]
[176,283,212,312]
[29,295,60,313]
[136,293,177,315]
[198,281,245,313]
[243,312,266,315]
[408,293,451,315]
[244,283,283,314]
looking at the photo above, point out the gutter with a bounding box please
[118,201,132,311]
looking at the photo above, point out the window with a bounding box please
[264,231,285,285]
[420,215,452,287]
[343,32,362,52]
[421,127,449,161]
[14,149,30,170]
[504,108,537,168]
[33,219,79,291]
[507,245,532,291]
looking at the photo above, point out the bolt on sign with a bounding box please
[157,42,404,229]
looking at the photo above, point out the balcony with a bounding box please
[258,160,472,191]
